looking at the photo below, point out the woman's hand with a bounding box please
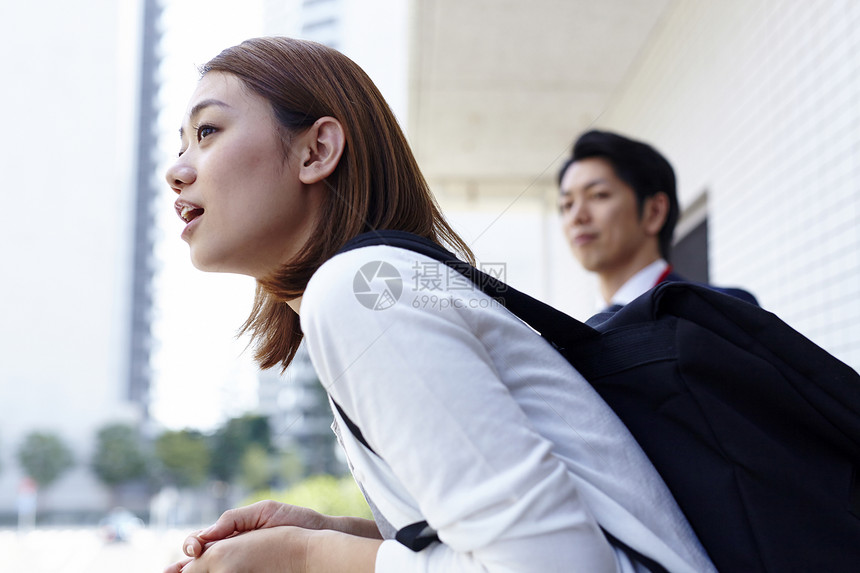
[177,500,380,559]
[163,525,382,573]
[164,525,310,573]
[178,501,326,558]
[163,500,383,573]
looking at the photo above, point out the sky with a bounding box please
[148,0,267,431]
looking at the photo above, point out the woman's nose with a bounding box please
[165,161,196,194]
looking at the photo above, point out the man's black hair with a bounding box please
[557,130,679,261]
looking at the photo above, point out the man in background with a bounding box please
[557,129,757,310]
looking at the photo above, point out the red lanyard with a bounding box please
[654,265,673,287]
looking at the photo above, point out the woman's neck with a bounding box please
[287,296,303,315]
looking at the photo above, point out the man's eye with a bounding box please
[559,200,573,213]
[197,125,217,141]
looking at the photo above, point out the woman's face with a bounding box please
[165,72,323,279]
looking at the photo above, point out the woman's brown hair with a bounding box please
[201,37,473,371]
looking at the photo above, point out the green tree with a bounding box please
[209,414,271,483]
[246,474,372,519]
[239,444,272,491]
[276,448,305,486]
[17,431,74,489]
[91,423,149,497]
[154,429,210,488]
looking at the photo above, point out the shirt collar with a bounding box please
[607,259,670,307]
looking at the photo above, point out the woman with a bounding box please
[164,37,715,573]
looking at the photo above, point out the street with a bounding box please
[0,526,193,573]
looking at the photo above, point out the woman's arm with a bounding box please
[307,529,382,572]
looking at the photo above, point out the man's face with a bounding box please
[558,157,659,276]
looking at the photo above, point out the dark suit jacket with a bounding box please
[662,271,759,307]
[592,272,759,325]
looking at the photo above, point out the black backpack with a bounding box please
[337,230,860,572]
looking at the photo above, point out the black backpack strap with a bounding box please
[333,400,374,453]
[340,230,598,346]
[334,400,444,552]
[601,528,670,573]
[395,520,441,551]
[564,318,678,379]
[390,520,671,570]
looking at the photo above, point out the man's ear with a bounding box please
[298,116,345,184]
[643,191,670,236]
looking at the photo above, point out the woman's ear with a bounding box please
[643,191,670,236]
[298,116,345,184]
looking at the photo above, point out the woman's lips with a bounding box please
[180,205,204,223]
[174,199,204,224]
[174,200,204,241]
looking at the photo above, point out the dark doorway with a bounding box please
[673,217,709,283]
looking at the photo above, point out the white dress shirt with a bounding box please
[606,259,670,308]
[301,245,714,573]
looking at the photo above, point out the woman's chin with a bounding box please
[189,251,228,274]
[189,254,260,278]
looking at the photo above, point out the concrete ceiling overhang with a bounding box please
[408,0,671,195]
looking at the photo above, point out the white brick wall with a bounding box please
[586,0,860,370]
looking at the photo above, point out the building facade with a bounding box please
[592,0,860,369]
[404,0,860,372]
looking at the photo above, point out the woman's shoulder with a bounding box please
[305,243,415,302]
[301,242,503,332]
[310,244,420,282]
[301,244,428,326]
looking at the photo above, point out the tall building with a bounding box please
[127,0,163,415]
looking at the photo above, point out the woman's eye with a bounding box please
[197,125,217,141]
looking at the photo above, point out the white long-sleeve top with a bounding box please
[300,244,716,573]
